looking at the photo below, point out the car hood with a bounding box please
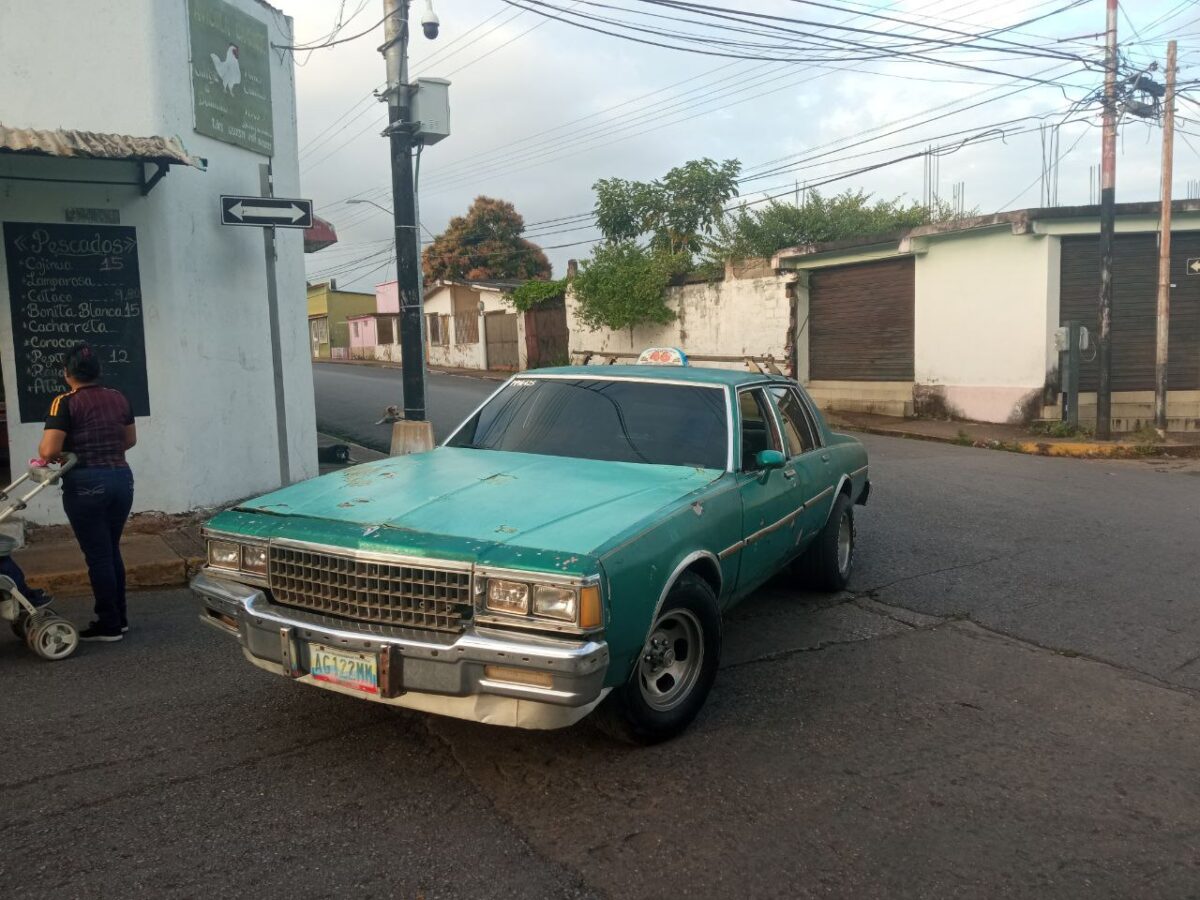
[235,447,722,558]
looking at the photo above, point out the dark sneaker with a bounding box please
[80,624,123,643]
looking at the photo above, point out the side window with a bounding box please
[738,388,782,471]
[770,386,819,455]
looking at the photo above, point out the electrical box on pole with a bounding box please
[409,78,451,145]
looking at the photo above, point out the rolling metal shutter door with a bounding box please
[809,257,914,381]
[1060,233,1200,392]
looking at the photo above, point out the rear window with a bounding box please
[447,378,728,469]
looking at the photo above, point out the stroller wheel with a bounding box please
[11,613,30,641]
[26,616,79,661]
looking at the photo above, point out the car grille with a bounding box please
[268,545,473,633]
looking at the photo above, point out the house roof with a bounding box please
[426,278,527,293]
[0,125,205,168]
[773,200,1200,267]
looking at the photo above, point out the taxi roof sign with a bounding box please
[636,347,688,366]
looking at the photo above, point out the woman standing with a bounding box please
[39,343,136,643]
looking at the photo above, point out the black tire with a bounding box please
[595,572,721,745]
[797,492,856,592]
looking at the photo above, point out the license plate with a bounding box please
[308,644,379,695]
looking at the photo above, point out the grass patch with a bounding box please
[1030,420,1094,439]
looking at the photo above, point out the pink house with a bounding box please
[346,280,402,361]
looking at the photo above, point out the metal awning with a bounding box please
[304,215,339,253]
[0,125,205,194]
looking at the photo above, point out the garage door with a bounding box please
[809,257,914,381]
[1060,233,1200,392]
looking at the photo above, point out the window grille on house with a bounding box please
[453,311,479,344]
[427,313,450,346]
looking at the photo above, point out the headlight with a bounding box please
[241,544,268,575]
[208,540,240,569]
[206,537,267,579]
[486,579,530,615]
[479,575,603,629]
[532,584,576,621]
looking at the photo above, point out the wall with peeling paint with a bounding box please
[913,227,1059,423]
[566,271,795,372]
[0,0,317,522]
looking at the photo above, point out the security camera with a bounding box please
[421,0,440,39]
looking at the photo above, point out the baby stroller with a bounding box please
[0,453,78,661]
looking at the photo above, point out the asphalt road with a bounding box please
[3,435,1199,898]
[312,362,498,451]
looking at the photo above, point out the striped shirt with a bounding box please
[45,385,134,468]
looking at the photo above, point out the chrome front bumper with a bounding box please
[192,571,610,730]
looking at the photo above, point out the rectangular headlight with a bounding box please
[532,584,576,621]
[486,579,530,615]
[208,540,240,570]
[241,544,268,575]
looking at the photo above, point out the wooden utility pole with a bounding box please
[1095,0,1119,440]
[1154,41,1177,433]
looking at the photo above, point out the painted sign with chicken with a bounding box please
[188,0,273,156]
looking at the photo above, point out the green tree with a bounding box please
[707,189,962,262]
[571,242,686,332]
[593,158,741,256]
[423,196,551,282]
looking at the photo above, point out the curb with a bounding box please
[25,555,204,599]
[15,531,204,598]
[831,423,1200,460]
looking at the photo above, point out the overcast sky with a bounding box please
[272,0,1200,293]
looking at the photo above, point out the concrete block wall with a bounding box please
[567,271,795,371]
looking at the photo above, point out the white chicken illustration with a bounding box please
[210,43,241,95]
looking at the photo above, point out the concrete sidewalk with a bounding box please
[825,409,1200,459]
[15,524,205,599]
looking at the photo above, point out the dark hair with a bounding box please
[64,342,101,383]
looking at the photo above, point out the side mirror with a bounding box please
[756,449,786,470]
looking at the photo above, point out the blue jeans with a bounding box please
[62,467,134,631]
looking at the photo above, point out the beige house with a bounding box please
[774,202,1200,428]
[422,279,527,371]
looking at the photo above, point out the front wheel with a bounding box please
[26,616,79,661]
[595,572,721,745]
[797,492,856,592]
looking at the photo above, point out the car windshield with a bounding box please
[447,377,729,469]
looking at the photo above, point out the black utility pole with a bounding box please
[1095,0,1119,440]
[382,0,426,425]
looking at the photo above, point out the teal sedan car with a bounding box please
[193,359,869,743]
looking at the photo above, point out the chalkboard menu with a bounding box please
[3,222,151,423]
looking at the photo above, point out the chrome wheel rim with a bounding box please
[638,609,704,712]
[837,511,852,575]
[32,619,77,659]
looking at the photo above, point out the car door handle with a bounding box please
[783,467,796,479]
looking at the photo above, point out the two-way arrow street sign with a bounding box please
[221,195,314,229]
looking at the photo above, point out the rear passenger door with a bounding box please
[768,385,834,552]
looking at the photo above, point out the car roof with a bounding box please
[525,364,790,387]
